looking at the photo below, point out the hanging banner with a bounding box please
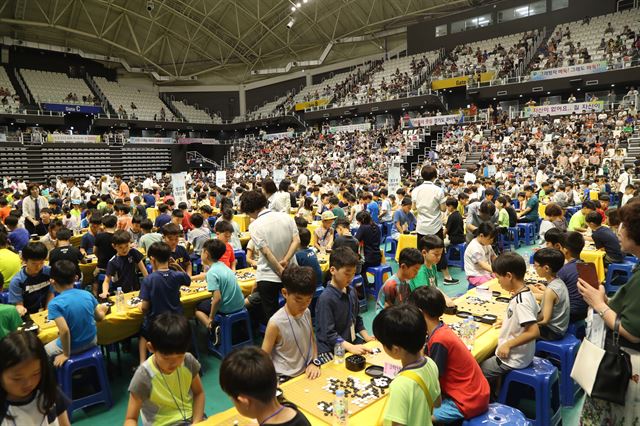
[129,137,174,144]
[530,61,608,81]
[273,169,285,187]
[431,72,495,90]
[388,165,401,195]
[215,170,227,187]
[263,131,294,141]
[170,172,188,206]
[177,137,220,144]
[327,123,372,133]
[401,113,462,128]
[46,134,101,143]
[523,101,604,117]
[295,98,330,111]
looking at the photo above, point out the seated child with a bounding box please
[262,265,321,381]
[410,235,456,307]
[128,216,143,245]
[316,246,375,355]
[4,215,30,253]
[391,198,417,240]
[294,228,323,288]
[0,303,22,340]
[100,230,148,298]
[162,223,192,275]
[495,197,510,229]
[551,230,589,322]
[481,253,540,392]
[585,211,624,266]
[126,313,204,425]
[46,260,107,366]
[332,217,361,274]
[409,286,490,423]
[376,248,423,311]
[531,248,570,340]
[219,346,311,426]
[372,304,441,426]
[214,220,237,270]
[40,219,63,252]
[314,211,336,252]
[538,203,567,243]
[464,223,498,287]
[49,227,83,278]
[80,215,102,256]
[194,239,244,345]
[567,200,595,232]
[93,214,118,293]
[9,242,51,314]
[444,198,465,245]
[0,229,21,289]
[138,242,191,365]
[138,218,163,253]
[186,213,210,257]
[153,204,171,230]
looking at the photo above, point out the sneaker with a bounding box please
[210,325,221,346]
[443,277,459,285]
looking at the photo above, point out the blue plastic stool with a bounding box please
[567,320,586,340]
[625,255,639,264]
[192,257,202,274]
[517,223,537,245]
[512,199,520,210]
[534,218,542,236]
[505,227,520,250]
[57,346,113,420]
[234,249,247,269]
[382,222,393,239]
[378,224,384,244]
[446,243,466,269]
[350,276,367,312]
[383,236,397,257]
[565,206,580,220]
[536,334,582,406]
[208,308,254,358]
[366,265,393,299]
[498,357,561,426]
[0,291,9,304]
[462,403,530,425]
[605,261,634,295]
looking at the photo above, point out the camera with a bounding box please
[147,1,154,12]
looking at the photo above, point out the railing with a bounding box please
[467,57,640,89]
[0,108,64,117]
[516,27,546,79]
[14,68,31,105]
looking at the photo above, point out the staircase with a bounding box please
[8,66,33,107]
[161,94,184,121]
[186,151,221,170]
[405,126,444,175]
[84,73,114,115]
[461,151,483,171]
[625,136,640,167]
[515,27,547,79]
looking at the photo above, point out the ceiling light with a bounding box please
[286,19,295,29]
[515,7,528,15]
[296,2,301,7]
[291,6,296,11]
[303,0,308,3]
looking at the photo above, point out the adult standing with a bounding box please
[578,198,640,424]
[65,178,81,204]
[21,184,48,235]
[111,175,130,200]
[617,166,632,207]
[241,191,300,322]
[412,165,458,284]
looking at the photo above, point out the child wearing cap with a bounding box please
[313,211,335,253]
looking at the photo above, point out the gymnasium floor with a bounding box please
[73,244,583,426]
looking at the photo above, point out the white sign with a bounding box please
[273,169,285,187]
[215,170,227,187]
[401,114,462,128]
[263,131,294,141]
[170,172,188,206]
[47,134,101,143]
[129,137,174,144]
[523,101,604,117]
[531,61,608,81]
[0,134,6,142]
[327,123,372,133]
[388,165,401,194]
[155,172,163,180]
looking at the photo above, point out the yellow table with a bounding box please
[236,256,330,296]
[538,203,547,218]
[205,282,505,426]
[581,249,606,282]
[146,207,159,222]
[395,234,417,262]
[34,284,211,346]
[240,232,251,249]
[234,214,251,232]
[308,221,321,247]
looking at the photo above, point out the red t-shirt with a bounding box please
[426,323,490,418]
[218,242,236,269]
[181,211,193,232]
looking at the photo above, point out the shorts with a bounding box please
[538,325,564,341]
[468,275,494,287]
[480,356,513,381]
[433,397,465,423]
[196,299,212,315]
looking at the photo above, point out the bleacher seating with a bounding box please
[94,77,174,121]
[20,69,94,105]
[536,9,640,71]
[233,95,289,123]
[173,100,222,124]
[291,66,366,106]
[0,67,20,113]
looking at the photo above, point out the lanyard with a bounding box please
[259,405,285,425]
[285,309,313,366]
[158,368,188,423]
[426,322,444,346]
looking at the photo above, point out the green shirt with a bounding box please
[568,211,586,231]
[383,358,440,426]
[498,208,510,227]
[0,305,21,340]
[410,264,438,291]
[608,267,640,338]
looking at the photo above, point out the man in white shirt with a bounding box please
[297,172,308,188]
[242,190,300,322]
[412,165,458,284]
[617,166,632,206]
[142,175,155,190]
[66,178,82,203]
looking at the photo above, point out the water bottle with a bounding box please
[462,318,473,349]
[115,287,125,313]
[334,338,345,365]
[333,389,348,425]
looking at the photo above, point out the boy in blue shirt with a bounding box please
[294,228,323,287]
[195,239,244,346]
[99,230,148,298]
[4,215,29,253]
[46,260,108,367]
[9,242,51,314]
[153,204,171,230]
[138,241,191,365]
[80,215,102,256]
[365,193,380,224]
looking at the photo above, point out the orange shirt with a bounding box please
[0,206,10,223]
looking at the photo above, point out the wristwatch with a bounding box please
[311,358,322,368]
